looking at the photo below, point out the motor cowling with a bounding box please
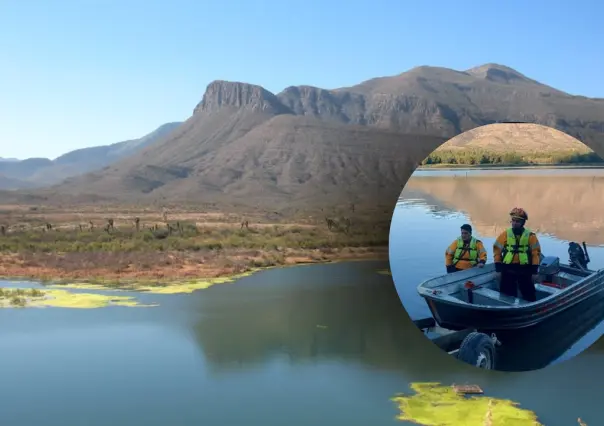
[539,256,561,276]
[568,242,588,270]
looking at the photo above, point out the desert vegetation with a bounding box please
[0,204,390,284]
[0,287,43,307]
[421,148,603,167]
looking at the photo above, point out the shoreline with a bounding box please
[0,205,392,293]
[417,163,604,170]
[0,247,388,289]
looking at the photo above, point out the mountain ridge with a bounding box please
[8,63,604,212]
[0,122,182,189]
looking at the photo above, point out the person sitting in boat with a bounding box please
[493,207,542,302]
[445,224,487,273]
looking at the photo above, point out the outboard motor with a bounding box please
[539,255,561,283]
[568,241,590,271]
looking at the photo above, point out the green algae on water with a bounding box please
[136,275,244,294]
[0,287,157,309]
[126,269,258,294]
[47,283,127,292]
[46,270,259,295]
[391,382,542,425]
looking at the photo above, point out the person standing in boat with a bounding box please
[493,207,542,302]
[445,224,488,273]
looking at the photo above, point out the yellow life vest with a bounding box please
[502,228,531,265]
[453,237,478,265]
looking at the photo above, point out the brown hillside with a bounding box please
[17,63,604,212]
[49,112,440,209]
[283,64,604,149]
[437,123,593,153]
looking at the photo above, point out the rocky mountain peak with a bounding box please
[193,80,291,115]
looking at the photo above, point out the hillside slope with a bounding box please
[435,122,594,153]
[0,174,34,190]
[0,122,182,189]
[49,81,441,209]
[20,63,604,210]
[277,63,604,148]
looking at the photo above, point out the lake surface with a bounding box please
[389,168,604,369]
[1,260,603,425]
[414,167,604,177]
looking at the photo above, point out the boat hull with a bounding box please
[424,276,604,331]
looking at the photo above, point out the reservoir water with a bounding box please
[3,167,604,425]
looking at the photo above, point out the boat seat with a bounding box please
[534,283,561,295]
[472,287,530,306]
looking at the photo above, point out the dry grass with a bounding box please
[0,204,390,282]
[438,123,592,154]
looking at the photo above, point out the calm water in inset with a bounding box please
[389,168,604,368]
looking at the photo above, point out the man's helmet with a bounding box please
[510,207,528,221]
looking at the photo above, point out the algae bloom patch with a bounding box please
[0,287,156,309]
[391,382,541,425]
[47,270,259,295]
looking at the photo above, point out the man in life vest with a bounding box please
[445,224,487,273]
[493,207,542,302]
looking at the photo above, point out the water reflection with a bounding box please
[190,262,443,374]
[189,261,604,374]
[402,171,604,244]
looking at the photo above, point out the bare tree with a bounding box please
[340,216,352,234]
[325,217,335,231]
[325,216,351,234]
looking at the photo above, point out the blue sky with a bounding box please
[1,0,603,159]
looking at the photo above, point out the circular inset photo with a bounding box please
[389,123,604,372]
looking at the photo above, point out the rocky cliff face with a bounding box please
[275,64,604,149]
[193,81,292,115]
[17,63,604,211]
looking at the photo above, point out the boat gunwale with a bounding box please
[423,283,604,331]
[416,262,604,311]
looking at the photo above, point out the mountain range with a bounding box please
[4,63,604,211]
[0,122,181,190]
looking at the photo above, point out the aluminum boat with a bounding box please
[417,242,604,331]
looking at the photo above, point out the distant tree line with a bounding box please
[421,148,604,166]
